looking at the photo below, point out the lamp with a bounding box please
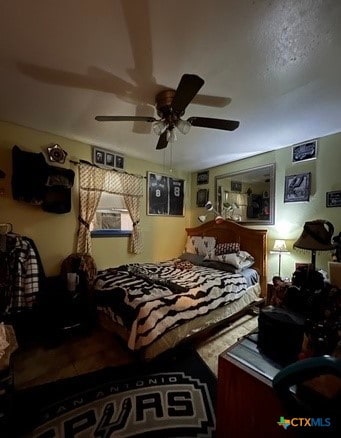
[270,239,290,278]
[198,201,224,224]
[152,120,167,135]
[293,220,335,271]
[176,119,191,134]
[166,127,177,143]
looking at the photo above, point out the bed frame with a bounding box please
[98,219,268,360]
[185,219,268,297]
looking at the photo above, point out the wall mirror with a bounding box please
[215,163,276,225]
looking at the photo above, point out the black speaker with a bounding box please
[258,306,305,365]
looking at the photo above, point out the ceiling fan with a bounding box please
[95,74,240,150]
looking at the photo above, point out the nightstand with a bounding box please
[39,276,96,343]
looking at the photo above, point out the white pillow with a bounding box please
[184,236,216,256]
[205,250,255,269]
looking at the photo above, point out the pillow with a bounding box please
[204,250,255,270]
[215,242,240,255]
[179,252,206,266]
[184,236,216,256]
[202,260,240,273]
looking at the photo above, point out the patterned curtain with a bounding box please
[77,164,105,253]
[77,162,144,254]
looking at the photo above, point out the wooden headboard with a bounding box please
[185,220,267,297]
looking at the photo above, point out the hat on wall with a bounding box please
[293,220,335,251]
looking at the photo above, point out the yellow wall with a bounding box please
[2,120,340,281]
[190,134,341,280]
[0,121,191,276]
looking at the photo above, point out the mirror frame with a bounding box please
[214,163,276,225]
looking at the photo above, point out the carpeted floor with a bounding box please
[12,345,217,438]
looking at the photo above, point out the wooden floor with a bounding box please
[12,324,135,390]
[12,314,258,391]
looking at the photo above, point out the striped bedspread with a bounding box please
[94,260,249,351]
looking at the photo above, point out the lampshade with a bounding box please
[272,240,288,252]
[176,119,191,134]
[293,220,335,251]
[152,120,167,135]
[166,128,177,143]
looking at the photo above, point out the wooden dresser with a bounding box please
[216,335,298,437]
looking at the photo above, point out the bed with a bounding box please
[93,220,267,360]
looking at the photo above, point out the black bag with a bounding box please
[258,306,305,365]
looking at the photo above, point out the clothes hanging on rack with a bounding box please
[0,230,45,316]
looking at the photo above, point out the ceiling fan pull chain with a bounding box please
[169,144,173,173]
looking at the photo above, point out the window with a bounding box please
[91,193,133,237]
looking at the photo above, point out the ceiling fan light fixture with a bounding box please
[152,120,167,135]
[176,119,191,135]
[166,128,177,143]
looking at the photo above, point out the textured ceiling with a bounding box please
[1,0,341,171]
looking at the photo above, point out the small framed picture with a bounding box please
[326,190,341,208]
[93,147,105,165]
[197,170,209,185]
[115,155,124,169]
[292,140,317,163]
[284,172,311,203]
[105,153,115,167]
[295,263,313,279]
[197,189,209,207]
[231,180,242,192]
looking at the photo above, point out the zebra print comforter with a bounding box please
[94,260,249,351]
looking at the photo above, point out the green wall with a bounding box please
[190,134,341,280]
[0,121,191,276]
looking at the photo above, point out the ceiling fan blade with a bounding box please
[95,116,156,122]
[171,74,205,113]
[187,117,240,131]
[156,131,168,150]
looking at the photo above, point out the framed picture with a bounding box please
[284,172,311,203]
[197,189,209,207]
[231,180,242,192]
[292,140,317,163]
[93,147,124,170]
[326,190,341,208]
[295,263,313,279]
[105,153,115,167]
[93,147,105,165]
[115,155,124,169]
[147,172,185,216]
[197,170,209,185]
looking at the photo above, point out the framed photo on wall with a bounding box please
[326,190,341,208]
[147,172,185,216]
[93,146,125,170]
[197,189,209,207]
[292,140,317,163]
[284,172,311,203]
[93,147,105,166]
[197,170,209,185]
[231,180,242,192]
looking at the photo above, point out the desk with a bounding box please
[216,336,298,437]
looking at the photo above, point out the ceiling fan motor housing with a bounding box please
[155,90,184,122]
